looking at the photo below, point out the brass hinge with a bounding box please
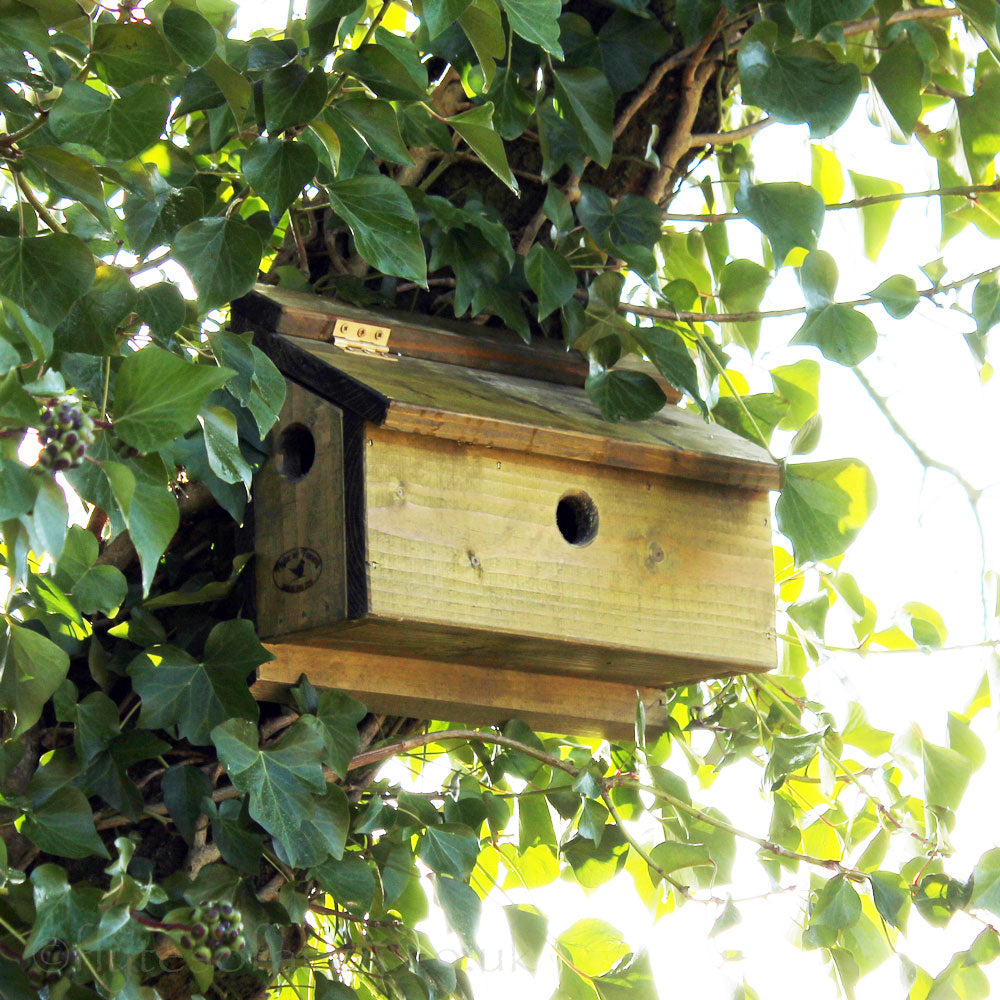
[330,318,392,356]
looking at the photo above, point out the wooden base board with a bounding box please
[254,643,671,740]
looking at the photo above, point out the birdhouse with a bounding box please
[232,286,779,738]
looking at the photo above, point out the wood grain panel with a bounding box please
[268,336,779,490]
[254,643,671,739]
[363,427,776,676]
[253,384,348,638]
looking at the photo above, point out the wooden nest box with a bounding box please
[232,286,779,738]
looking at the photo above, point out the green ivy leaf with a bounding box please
[172,217,263,312]
[326,175,427,285]
[310,852,376,911]
[272,785,351,868]
[54,264,138,356]
[198,404,252,488]
[718,257,771,352]
[525,245,577,320]
[785,0,870,37]
[23,146,109,224]
[634,325,706,413]
[114,345,233,452]
[497,0,563,57]
[21,786,109,860]
[212,717,329,869]
[91,21,176,86]
[448,103,518,192]
[48,81,172,160]
[434,875,481,952]
[0,234,95,327]
[504,904,547,974]
[123,175,204,257]
[161,764,214,844]
[23,865,103,959]
[869,274,919,319]
[242,138,318,222]
[263,63,329,133]
[161,6,218,67]
[303,688,367,779]
[803,875,862,949]
[849,171,903,261]
[776,458,877,563]
[735,177,825,267]
[333,96,414,165]
[869,39,923,143]
[792,304,877,366]
[586,369,666,421]
[738,21,861,137]
[129,625,261,746]
[869,871,911,932]
[551,67,613,167]
[0,623,70,737]
[764,731,824,789]
[419,824,480,880]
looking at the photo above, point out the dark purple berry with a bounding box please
[180,934,194,949]
[191,923,207,940]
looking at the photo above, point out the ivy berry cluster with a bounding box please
[23,939,81,987]
[37,399,96,472]
[177,900,246,966]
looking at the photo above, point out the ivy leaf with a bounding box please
[586,369,666,421]
[113,345,233,452]
[161,764,214,844]
[848,171,902,261]
[803,875,862,949]
[776,459,877,564]
[161,7,218,67]
[48,81,171,160]
[212,717,329,868]
[54,264,138,356]
[738,21,861,137]
[334,96,414,165]
[448,103,518,193]
[634,325,706,412]
[551,66,613,167]
[212,799,265,872]
[0,623,70,737]
[792,304,877,366]
[719,258,771,352]
[869,39,923,143]
[435,875,481,953]
[123,175,204,257]
[497,0,563,57]
[304,688,367,779]
[21,786,109,860]
[764,731,824,789]
[310,853,376,911]
[129,633,260,746]
[120,455,180,595]
[735,177,825,266]
[557,918,629,976]
[870,871,911,932]
[419,824,481,880]
[0,234,95,327]
[137,282,187,342]
[326,176,427,285]
[242,138,318,222]
[504,904,547,974]
[785,0,870,37]
[869,274,919,319]
[91,21,176,86]
[23,146,109,224]
[23,866,104,959]
[272,785,351,869]
[208,331,286,437]
[525,245,577,320]
[172,217,263,312]
[263,63,329,133]
[198,405,252,488]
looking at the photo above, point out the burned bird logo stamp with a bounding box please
[273,547,323,593]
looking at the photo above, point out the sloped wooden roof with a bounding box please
[233,287,779,491]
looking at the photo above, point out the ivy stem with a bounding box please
[128,909,191,933]
[0,913,26,943]
[327,0,393,103]
[599,786,689,898]
[0,112,49,149]
[15,174,67,234]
